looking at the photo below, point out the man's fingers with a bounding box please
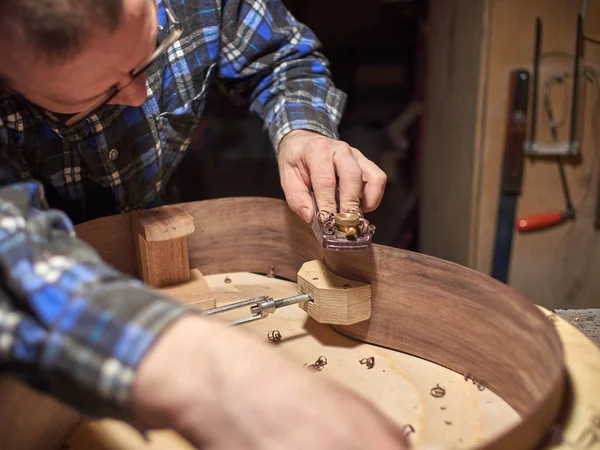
[351,148,387,212]
[333,145,364,213]
[307,146,338,214]
[280,167,314,223]
[279,134,386,220]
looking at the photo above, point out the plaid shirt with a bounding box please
[0,182,191,421]
[0,0,345,422]
[0,0,345,224]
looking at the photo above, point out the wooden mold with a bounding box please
[2,197,599,450]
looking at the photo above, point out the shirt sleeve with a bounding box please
[0,181,193,422]
[217,0,347,151]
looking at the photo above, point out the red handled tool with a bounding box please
[516,144,576,232]
[515,16,580,233]
[516,209,573,232]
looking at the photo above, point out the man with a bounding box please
[0,1,405,449]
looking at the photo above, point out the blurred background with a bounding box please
[170,0,427,252]
[168,0,600,311]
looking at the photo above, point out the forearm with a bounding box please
[0,182,193,423]
[131,314,318,445]
[256,51,347,150]
[218,0,347,150]
[132,312,410,450]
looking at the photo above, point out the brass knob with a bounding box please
[335,212,360,236]
[335,212,360,227]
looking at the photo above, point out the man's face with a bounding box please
[0,0,158,115]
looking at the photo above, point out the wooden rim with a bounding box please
[75,197,568,449]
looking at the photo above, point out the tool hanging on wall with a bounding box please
[584,0,600,230]
[491,70,530,283]
[515,16,583,232]
[596,167,600,229]
[203,260,372,326]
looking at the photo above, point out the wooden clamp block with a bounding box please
[131,206,215,310]
[297,260,371,325]
[132,206,195,288]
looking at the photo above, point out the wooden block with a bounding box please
[134,206,195,242]
[161,268,216,310]
[131,207,195,288]
[584,0,600,43]
[137,234,191,288]
[297,260,371,325]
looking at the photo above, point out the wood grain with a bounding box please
[131,208,195,288]
[67,273,522,450]
[585,0,600,43]
[135,235,191,287]
[64,272,600,450]
[73,197,568,449]
[0,378,81,450]
[160,268,216,309]
[75,211,137,277]
[132,206,195,242]
[420,0,490,267]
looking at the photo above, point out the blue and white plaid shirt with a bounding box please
[0,0,346,421]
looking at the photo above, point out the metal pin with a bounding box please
[203,293,311,326]
[203,296,268,316]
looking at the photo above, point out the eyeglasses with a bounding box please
[64,3,182,127]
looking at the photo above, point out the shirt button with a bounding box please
[108,149,119,161]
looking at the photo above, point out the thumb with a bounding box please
[281,171,314,223]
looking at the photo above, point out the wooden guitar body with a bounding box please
[0,197,598,449]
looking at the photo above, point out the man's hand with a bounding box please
[131,315,409,450]
[278,130,388,223]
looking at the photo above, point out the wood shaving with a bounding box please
[402,424,415,436]
[304,355,328,371]
[359,356,375,369]
[430,384,446,398]
[267,330,282,341]
[465,373,486,390]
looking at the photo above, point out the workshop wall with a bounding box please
[422,0,600,309]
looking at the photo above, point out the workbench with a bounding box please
[557,309,600,348]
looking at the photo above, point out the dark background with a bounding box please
[170,0,429,251]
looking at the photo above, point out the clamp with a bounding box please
[203,293,312,326]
